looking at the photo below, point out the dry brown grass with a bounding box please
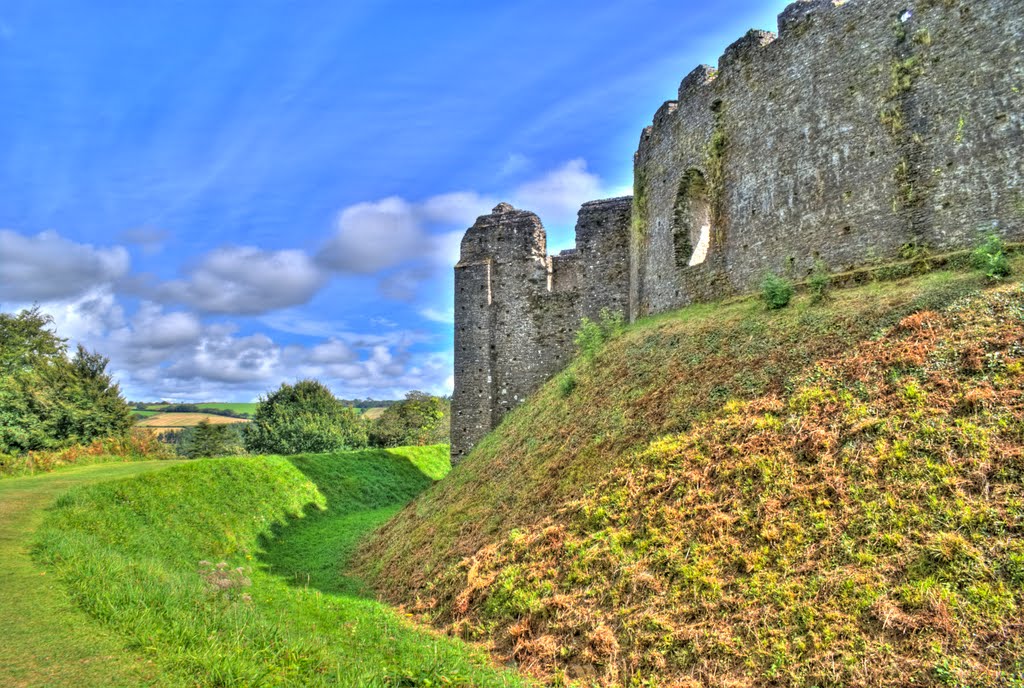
[135,413,249,428]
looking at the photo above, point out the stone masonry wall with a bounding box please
[451,199,631,462]
[633,0,1024,316]
[453,0,1024,462]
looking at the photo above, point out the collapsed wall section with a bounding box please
[632,0,1024,317]
[451,200,631,463]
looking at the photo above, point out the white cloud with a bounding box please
[308,338,357,364]
[420,191,495,226]
[420,307,455,324]
[511,158,604,227]
[157,246,327,315]
[119,226,169,256]
[317,197,427,273]
[0,230,130,302]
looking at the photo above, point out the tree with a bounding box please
[0,307,65,376]
[369,391,450,448]
[0,308,134,453]
[178,420,245,458]
[243,379,368,455]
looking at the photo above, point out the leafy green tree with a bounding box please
[243,379,368,454]
[178,420,245,458]
[0,307,65,375]
[369,391,450,448]
[0,308,133,453]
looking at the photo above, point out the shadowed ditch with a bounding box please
[259,446,447,597]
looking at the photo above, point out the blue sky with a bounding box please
[0,0,790,401]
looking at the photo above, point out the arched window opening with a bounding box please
[673,169,712,268]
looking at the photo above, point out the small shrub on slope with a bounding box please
[808,260,831,304]
[761,272,794,309]
[575,308,626,359]
[972,232,1012,282]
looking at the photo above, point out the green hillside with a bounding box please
[357,260,1024,687]
[33,448,528,687]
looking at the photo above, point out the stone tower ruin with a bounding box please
[452,0,1024,462]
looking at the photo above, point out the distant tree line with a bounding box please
[151,380,450,459]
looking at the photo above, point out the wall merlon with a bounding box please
[777,0,841,37]
[653,100,679,128]
[457,203,547,267]
[718,29,777,74]
[678,64,718,102]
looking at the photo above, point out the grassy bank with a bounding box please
[0,432,175,479]
[358,261,1024,686]
[33,447,529,687]
[0,461,183,688]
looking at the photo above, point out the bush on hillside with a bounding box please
[243,379,367,454]
[369,391,450,448]
[0,307,134,454]
[574,308,625,359]
[972,232,1012,281]
[178,420,245,458]
[808,260,831,304]
[760,272,794,309]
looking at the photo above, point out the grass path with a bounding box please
[0,461,182,688]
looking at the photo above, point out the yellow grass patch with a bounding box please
[134,413,249,429]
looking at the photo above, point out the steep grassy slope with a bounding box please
[358,264,1024,687]
[34,449,529,687]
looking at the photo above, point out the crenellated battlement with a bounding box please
[452,0,1024,462]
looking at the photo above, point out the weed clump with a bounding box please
[808,261,831,304]
[557,372,578,398]
[760,272,794,310]
[972,232,1012,281]
[198,560,252,602]
[575,308,625,359]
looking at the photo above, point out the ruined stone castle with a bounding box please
[452,0,1024,462]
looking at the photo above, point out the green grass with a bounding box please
[32,447,528,687]
[141,403,257,414]
[194,402,259,415]
[131,409,160,418]
[0,461,184,688]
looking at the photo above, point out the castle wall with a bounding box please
[453,0,1024,462]
[633,0,1024,316]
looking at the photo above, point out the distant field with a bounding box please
[361,407,386,420]
[135,413,249,429]
[194,402,258,414]
[130,410,159,418]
